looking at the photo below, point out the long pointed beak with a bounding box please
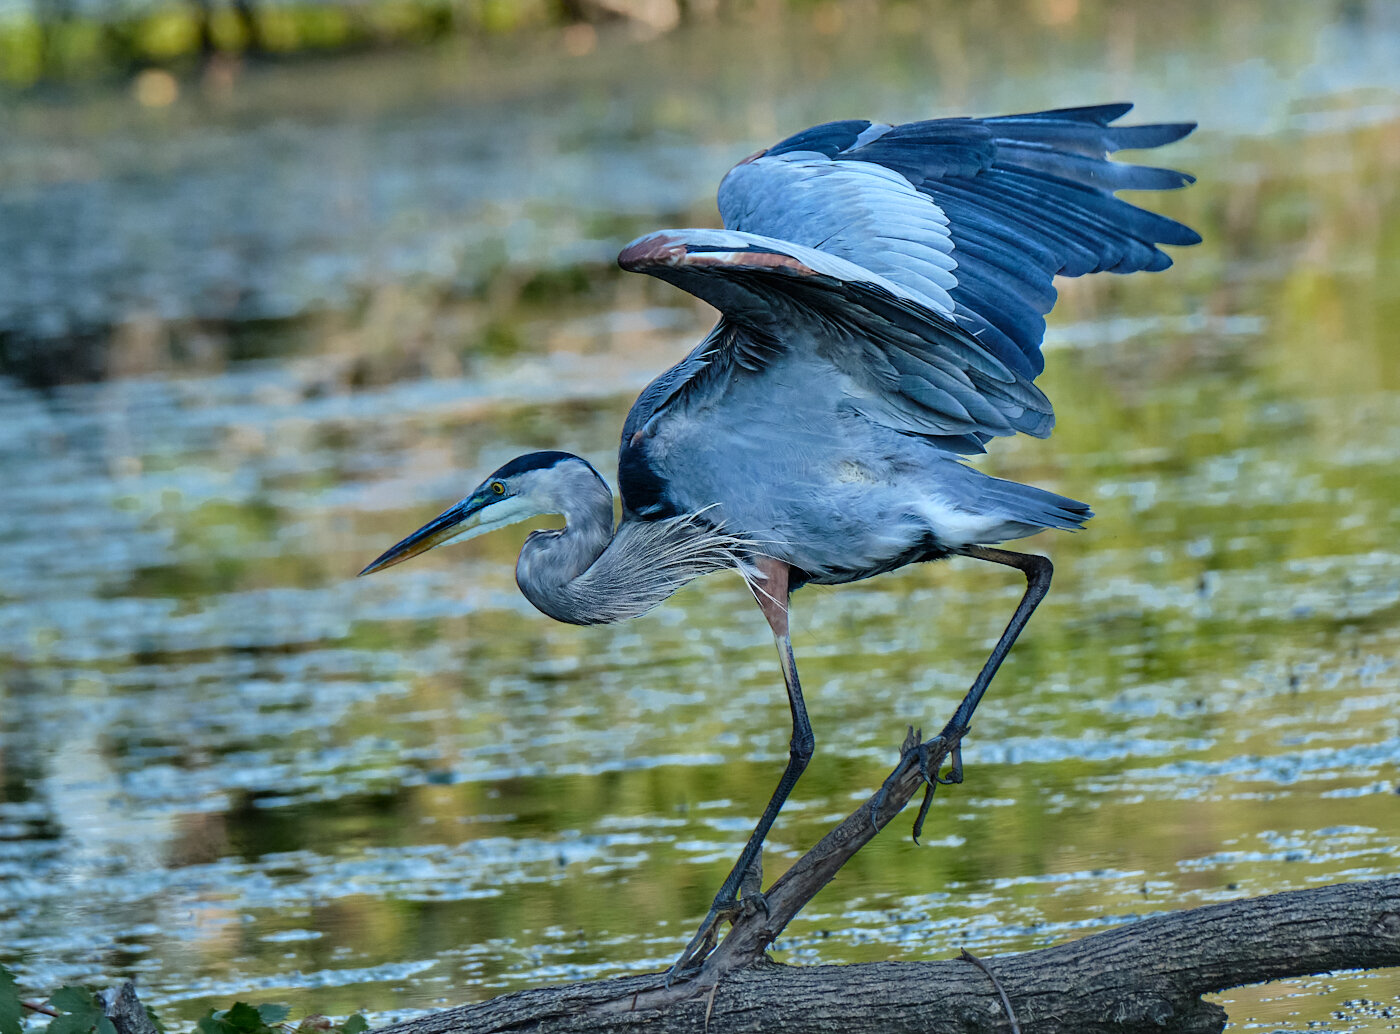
[358,492,494,576]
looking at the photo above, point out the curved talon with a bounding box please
[873,722,972,842]
[914,735,946,787]
[870,778,898,831]
[742,888,770,920]
[911,783,936,843]
[666,884,769,985]
[908,735,949,843]
[871,727,925,830]
[937,737,967,786]
[869,783,896,831]
[667,908,725,985]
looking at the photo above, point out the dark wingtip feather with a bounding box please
[1010,102,1135,124]
[1106,120,1197,152]
[1157,221,1203,247]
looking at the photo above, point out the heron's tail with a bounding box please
[967,471,1092,543]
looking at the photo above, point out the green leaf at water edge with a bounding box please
[220,1003,270,1033]
[48,989,95,1015]
[0,965,23,1034]
[255,1005,291,1026]
[44,987,117,1034]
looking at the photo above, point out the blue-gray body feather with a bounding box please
[621,330,1085,587]
[614,104,1198,591]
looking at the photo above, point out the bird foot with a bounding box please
[666,889,769,985]
[668,835,769,984]
[869,725,967,840]
[666,909,722,985]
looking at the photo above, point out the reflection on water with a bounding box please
[2,2,1400,1031]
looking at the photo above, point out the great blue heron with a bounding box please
[360,102,1199,973]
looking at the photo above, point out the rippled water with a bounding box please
[3,2,1400,1031]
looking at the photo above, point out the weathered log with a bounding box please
[381,876,1400,1034]
[373,699,1400,1034]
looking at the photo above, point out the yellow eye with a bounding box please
[491,481,506,495]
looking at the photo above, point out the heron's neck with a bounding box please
[514,480,743,627]
[515,477,617,625]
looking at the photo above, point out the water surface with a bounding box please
[2,2,1399,1030]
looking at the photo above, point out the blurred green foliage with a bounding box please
[0,0,557,86]
[0,0,839,86]
[0,966,20,1034]
[40,988,119,1034]
[0,965,365,1034]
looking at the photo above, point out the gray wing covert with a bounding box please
[618,228,1052,451]
[719,103,1201,379]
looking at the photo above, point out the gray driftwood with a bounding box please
[371,718,1400,1033]
[382,877,1400,1034]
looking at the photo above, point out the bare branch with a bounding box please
[377,877,1400,1034]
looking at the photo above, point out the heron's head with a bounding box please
[358,451,606,576]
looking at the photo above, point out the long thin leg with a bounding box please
[873,546,1053,835]
[669,557,813,979]
[943,546,1053,762]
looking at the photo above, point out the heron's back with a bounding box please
[620,348,1088,586]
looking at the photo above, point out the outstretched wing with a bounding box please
[618,228,1051,453]
[718,102,1200,379]
[619,103,1199,452]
